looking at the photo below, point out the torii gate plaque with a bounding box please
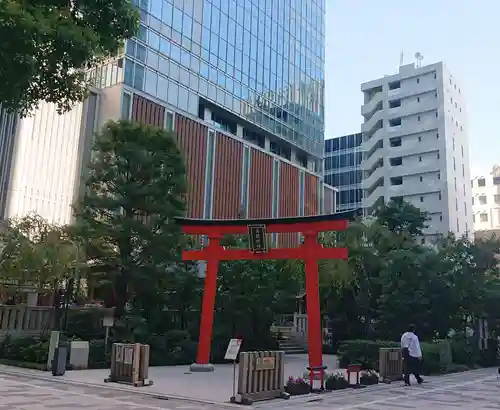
[175,211,357,388]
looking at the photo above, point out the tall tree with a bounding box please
[74,120,187,320]
[0,214,80,291]
[373,199,428,239]
[0,0,138,114]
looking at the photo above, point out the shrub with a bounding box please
[0,334,49,365]
[88,339,109,369]
[360,370,379,385]
[285,376,310,395]
[325,373,349,390]
[337,339,445,375]
[337,340,399,370]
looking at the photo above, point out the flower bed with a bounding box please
[285,376,310,395]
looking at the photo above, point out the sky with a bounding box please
[324,0,499,176]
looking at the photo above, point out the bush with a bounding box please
[337,340,399,370]
[0,334,49,366]
[337,339,447,375]
[88,339,110,369]
[325,373,349,390]
[285,376,310,395]
[360,370,379,385]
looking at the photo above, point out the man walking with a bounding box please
[401,324,424,386]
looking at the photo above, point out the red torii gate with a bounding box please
[176,211,356,388]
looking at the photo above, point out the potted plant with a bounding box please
[325,373,349,391]
[360,370,379,385]
[285,376,310,395]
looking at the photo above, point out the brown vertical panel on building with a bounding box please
[174,114,207,218]
[304,173,319,216]
[131,95,165,128]
[212,133,243,219]
[324,187,333,214]
[248,149,273,218]
[278,162,300,247]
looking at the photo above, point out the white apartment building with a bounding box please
[361,62,472,242]
[471,166,500,231]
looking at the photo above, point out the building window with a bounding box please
[473,214,475,223]
[478,178,486,187]
[480,213,488,222]
[419,176,423,182]
[453,157,456,170]
[461,145,464,158]
[437,152,440,159]
[421,238,425,245]
[472,197,474,205]
[434,72,437,79]
[417,78,420,84]
[438,192,442,200]
[494,194,500,204]
[121,91,132,120]
[440,215,443,222]
[165,111,174,131]
[417,115,421,121]
[437,172,441,180]
[479,195,487,205]
[418,136,422,142]
[417,97,420,103]
[272,159,280,218]
[462,164,465,177]
[436,133,439,139]
[203,130,216,218]
[435,111,438,118]
[493,176,500,185]
[419,156,422,162]
[464,202,467,215]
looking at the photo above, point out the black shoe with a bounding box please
[417,379,424,384]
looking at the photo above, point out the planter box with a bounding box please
[325,379,349,391]
[285,383,310,395]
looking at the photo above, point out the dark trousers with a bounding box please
[403,352,423,384]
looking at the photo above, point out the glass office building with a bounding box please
[324,133,363,211]
[124,0,325,168]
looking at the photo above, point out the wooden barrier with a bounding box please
[105,343,153,387]
[232,351,289,405]
[379,348,403,383]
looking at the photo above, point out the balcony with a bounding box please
[362,165,385,191]
[361,127,385,154]
[361,90,384,117]
[387,100,439,120]
[361,147,384,172]
[363,185,385,209]
[361,109,384,135]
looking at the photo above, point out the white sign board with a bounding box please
[224,338,242,361]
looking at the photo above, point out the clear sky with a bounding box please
[325,0,499,176]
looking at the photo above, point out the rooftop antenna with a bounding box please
[415,52,423,68]
[399,50,404,67]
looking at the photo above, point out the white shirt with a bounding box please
[400,331,422,358]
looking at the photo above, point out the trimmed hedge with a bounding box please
[337,339,486,375]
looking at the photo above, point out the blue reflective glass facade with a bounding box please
[124,0,325,160]
[324,133,363,211]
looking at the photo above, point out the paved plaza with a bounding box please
[1,366,500,409]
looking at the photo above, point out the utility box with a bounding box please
[69,341,89,370]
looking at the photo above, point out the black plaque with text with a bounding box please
[248,224,268,253]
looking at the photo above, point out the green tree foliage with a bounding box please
[322,200,500,343]
[0,0,139,114]
[73,120,187,319]
[0,213,80,290]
